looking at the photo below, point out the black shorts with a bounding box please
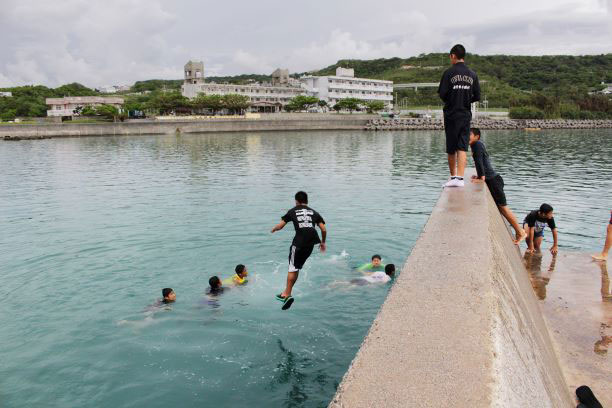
[288,244,314,272]
[486,175,507,206]
[444,115,470,154]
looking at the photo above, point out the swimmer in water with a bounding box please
[207,276,224,294]
[143,288,176,311]
[351,264,395,285]
[357,254,385,273]
[118,288,176,327]
[161,288,176,303]
[222,264,248,286]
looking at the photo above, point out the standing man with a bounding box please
[271,191,326,310]
[438,44,481,187]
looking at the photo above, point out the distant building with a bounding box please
[0,91,12,97]
[271,68,289,85]
[96,85,131,94]
[601,83,612,95]
[184,60,205,85]
[46,96,124,117]
[300,67,393,109]
[181,61,303,113]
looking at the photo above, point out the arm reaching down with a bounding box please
[318,222,327,252]
[271,220,287,233]
[550,228,559,254]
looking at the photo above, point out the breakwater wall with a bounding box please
[329,170,573,408]
[0,114,375,140]
[365,118,612,130]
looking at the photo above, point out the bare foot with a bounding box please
[591,254,608,262]
[514,230,527,245]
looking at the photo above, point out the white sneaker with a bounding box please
[444,178,465,187]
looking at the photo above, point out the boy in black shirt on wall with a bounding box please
[469,128,526,244]
[523,204,559,254]
[438,44,481,188]
[271,191,327,310]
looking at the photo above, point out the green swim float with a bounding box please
[357,262,386,272]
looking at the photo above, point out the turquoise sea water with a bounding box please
[1,129,610,407]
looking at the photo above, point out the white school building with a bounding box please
[300,67,394,109]
[181,61,303,113]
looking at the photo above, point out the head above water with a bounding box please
[162,288,176,302]
[372,254,382,267]
[539,203,554,219]
[295,191,308,205]
[385,264,395,278]
[575,385,602,408]
[209,276,221,290]
[450,44,466,64]
[469,127,481,145]
[235,264,247,278]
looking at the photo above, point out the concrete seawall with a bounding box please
[329,170,573,408]
[0,114,374,139]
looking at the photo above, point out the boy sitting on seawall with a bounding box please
[523,203,559,254]
[469,128,526,244]
[222,264,248,286]
[351,264,396,285]
[357,254,385,273]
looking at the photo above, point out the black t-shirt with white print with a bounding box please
[282,205,325,248]
[524,210,556,233]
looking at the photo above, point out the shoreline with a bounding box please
[1,116,611,140]
[366,118,612,130]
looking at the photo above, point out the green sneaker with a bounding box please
[281,296,294,311]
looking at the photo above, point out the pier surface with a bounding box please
[329,170,573,408]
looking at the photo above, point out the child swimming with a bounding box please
[357,255,386,273]
[351,264,395,285]
[222,264,249,286]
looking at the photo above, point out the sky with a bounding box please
[0,0,610,88]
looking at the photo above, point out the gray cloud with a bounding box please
[0,0,610,87]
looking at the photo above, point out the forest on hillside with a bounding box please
[1,54,611,120]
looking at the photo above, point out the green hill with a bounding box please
[2,54,611,120]
[130,74,272,93]
[0,83,100,120]
[310,53,612,111]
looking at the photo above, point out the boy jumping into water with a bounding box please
[523,204,559,254]
[438,44,481,188]
[271,191,327,310]
[469,128,526,244]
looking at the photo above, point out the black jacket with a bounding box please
[438,62,481,118]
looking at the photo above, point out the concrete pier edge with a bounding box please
[329,169,573,408]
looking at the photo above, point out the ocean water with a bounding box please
[0,129,610,407]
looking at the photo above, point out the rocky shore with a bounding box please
[365,118,612,131]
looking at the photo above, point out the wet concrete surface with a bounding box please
[524,251,611,406]
[330,171,573,407]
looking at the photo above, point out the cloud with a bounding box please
[0,0,610,87]
[0,0,184,87]
[231,50,275,74]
